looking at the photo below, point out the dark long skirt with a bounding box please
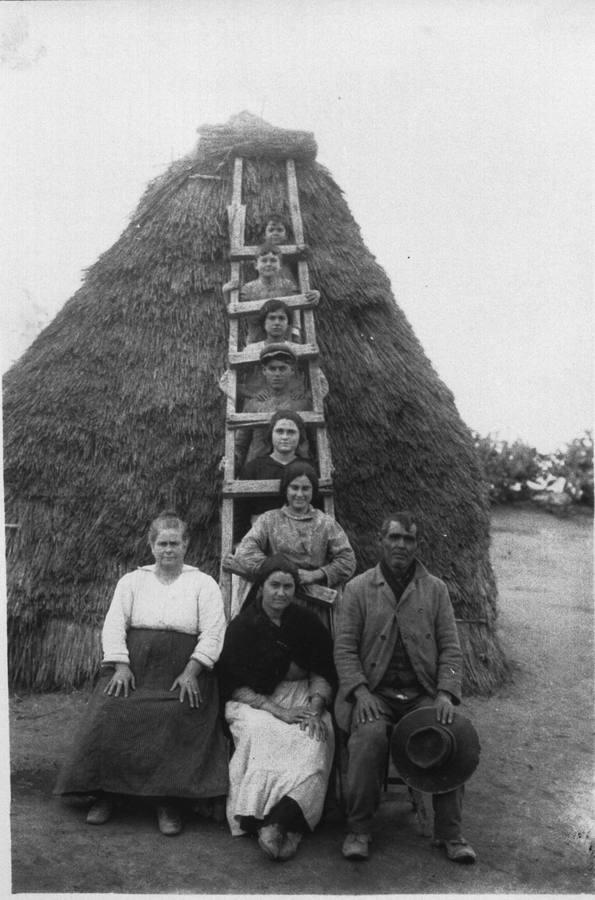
[54,628,229,799]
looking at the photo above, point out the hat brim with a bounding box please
[260,353,295,364]
[390,706,480,794]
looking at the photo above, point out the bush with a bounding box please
[473,434,540,503]
[548,432,593,506]
[473,430,593,507]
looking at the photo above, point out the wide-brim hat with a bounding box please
[259,342,297,364]
[390,707,480,794]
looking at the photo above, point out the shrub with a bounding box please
[473,434,540,503]
[473,430,593,507]
[549,431,593,506]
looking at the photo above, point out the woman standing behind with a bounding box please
[235,410,312,535]
[54,511,228,836]
[217,555,336,861]
[224,461,356,625]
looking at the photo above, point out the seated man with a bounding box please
[223,243,319,343]
[234,344,311,468]
[334,511,478,864]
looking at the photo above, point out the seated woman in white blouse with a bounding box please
[54,511,229,837]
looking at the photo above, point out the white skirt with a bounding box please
[225,679,334,835]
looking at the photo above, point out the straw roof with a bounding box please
[4,112,509,692]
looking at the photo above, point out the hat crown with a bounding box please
[405,725,456,770]
[259,342,296,362]
[391,707,480,794]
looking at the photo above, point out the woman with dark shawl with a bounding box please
[217,554,336,861]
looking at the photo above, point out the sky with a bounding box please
[1,0,592,453]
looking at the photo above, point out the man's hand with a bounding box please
[353,686,383,726]
[434,690,455,724]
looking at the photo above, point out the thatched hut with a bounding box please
[4,112,508,693]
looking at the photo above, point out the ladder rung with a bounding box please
[223,478,334,497]
[229,343,319,366]
[228,411,326,428]
[227,294,318,318]
[229,244,304,261]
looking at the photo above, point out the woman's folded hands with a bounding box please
[299,711,327,742]
[272,702,327,742]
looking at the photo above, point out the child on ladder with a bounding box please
[223,242,319,343]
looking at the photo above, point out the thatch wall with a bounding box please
[4,113,509,693]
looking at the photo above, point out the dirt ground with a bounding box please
[6,505,593,895]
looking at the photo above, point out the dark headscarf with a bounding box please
[216,554,336,700]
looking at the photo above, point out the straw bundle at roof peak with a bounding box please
[4,113,509,693]
[196,111,318,164]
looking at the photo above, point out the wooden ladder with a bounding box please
[219,157,334,620]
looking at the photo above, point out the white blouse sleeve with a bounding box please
[191,574,226,669]
[101,574,134,664]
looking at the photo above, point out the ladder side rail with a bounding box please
[308,357,325,415]
[220,157,245,618]
[286,160,309,341]
[220,300,240,618]
[301,306,317,346]
[220,498,235,620]
[315,421,333,479]
[323,495,335,517]
[286,160,305,244]
[285,159,324,414]
[286,159,335,510]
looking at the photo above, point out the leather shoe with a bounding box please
[434,837,477,863]
[157,804,183,836]
[278,831,303,861]
[342,832,371,860]
[258,823,284,860]
[86,797,113,825]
